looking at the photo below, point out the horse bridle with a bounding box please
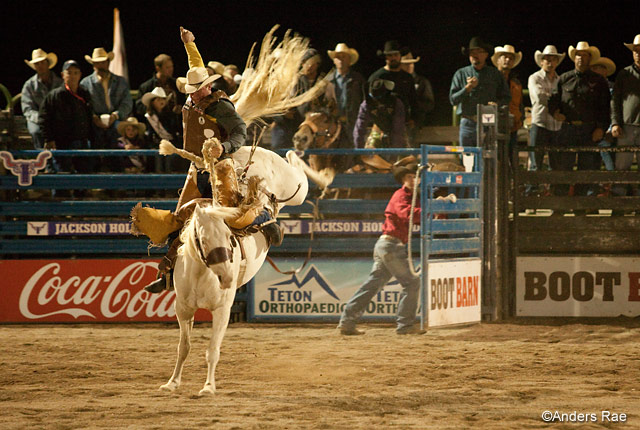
[298,114,342,149]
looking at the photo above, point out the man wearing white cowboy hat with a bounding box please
[493,45,524,152]
[80,47,133,169]
[527,45,565,176]
[21,49,62,149]
[610,34,640,196]
[400,51,434,130]
[142,26,268,295]
[548,41,611,199]
[369,40,418,126]
[324,42,365,146]
[450,36,511,146]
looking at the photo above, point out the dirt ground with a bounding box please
[0,320,639,430]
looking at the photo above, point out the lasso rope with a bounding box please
[408,165,426,277]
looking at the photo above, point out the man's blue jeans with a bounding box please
[339,236,419,330]
[459,117,477,147]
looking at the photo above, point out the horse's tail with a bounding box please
[230,25,327,127]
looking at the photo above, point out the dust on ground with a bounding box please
[1,319,639,429]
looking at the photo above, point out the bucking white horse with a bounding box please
[158,147,307,395]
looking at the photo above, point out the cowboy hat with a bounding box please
[624,34,640,51]
[462,37,493,55]
[401,52,420,64]
[377,40,406,57]
[568,41,600,62]
[85,47,115,64]
[141,87,168,108]
[25,48,57,70]
[534,45,566,68]
[178,67,220,94]
[206,61,225,75]
[491,45,522,68]
[392,163,418,184]
[117,117,146,137]
[590,56,616,77]
[328,43,359,66]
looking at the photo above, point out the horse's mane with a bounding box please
[230,25,327,126]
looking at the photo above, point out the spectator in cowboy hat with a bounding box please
[141,87,182,173]
[527,45,566,190]
[324,42,366,146]
[21,49,62,149]
[368,40,418,125]
[338,161,426,336]
[116,117,147,174]
[135,53,183,118]
[548,41,610,201]
[492,45,524,155]
[222,64,241,95]
[206,60,231,94]
[80,47,133,171]
[611,35,640,198]
[449,37,510,146]
[400,51,434,136]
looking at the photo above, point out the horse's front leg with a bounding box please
[160,304,194,392]
[199,294,234,396]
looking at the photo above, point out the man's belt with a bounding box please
[462,115,478,122]
[565,120,595,127]
[380,234,403,244]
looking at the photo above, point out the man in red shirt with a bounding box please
[338,163,425,335]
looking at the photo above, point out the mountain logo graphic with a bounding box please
[271,265,340,300]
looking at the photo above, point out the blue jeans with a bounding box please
[339,236,420,330]
[27,120,44,149]
[459,118,477,147]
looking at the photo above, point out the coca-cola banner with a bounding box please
[0,260,211,323]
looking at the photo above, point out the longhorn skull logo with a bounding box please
[0,150,52,186]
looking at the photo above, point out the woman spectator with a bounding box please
[141,87,183,172]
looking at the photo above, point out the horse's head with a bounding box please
[183,204,243,288]
[293,111,341,151]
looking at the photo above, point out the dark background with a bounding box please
[3,0,640,125]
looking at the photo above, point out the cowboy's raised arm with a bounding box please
[180,26,204,69]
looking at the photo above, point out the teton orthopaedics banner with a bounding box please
[516,256,640,317]
[249,258,419,322]
[0,260,211,323]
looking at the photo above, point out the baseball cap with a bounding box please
[62,60,81,71]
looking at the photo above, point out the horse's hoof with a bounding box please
[159,381,178,392]
[198,385,215,396]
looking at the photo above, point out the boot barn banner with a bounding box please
[426,259,481,327]
[0,260,211,323]
[516,256,640,317]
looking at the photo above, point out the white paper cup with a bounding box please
[100,114,111,127]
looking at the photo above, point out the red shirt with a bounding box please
[382,185,421,244]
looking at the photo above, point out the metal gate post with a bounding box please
[419,144,430,330]
[477,104,500,320]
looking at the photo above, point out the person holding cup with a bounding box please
[80,47,133,171]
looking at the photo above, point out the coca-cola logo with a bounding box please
[18,262,176,320]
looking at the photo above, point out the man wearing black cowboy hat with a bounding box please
[449,37,510,146]
[338,162,425,336]
[368,41,418,128]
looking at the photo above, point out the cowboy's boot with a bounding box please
[253,209,283,246]
[144,231,183,294]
